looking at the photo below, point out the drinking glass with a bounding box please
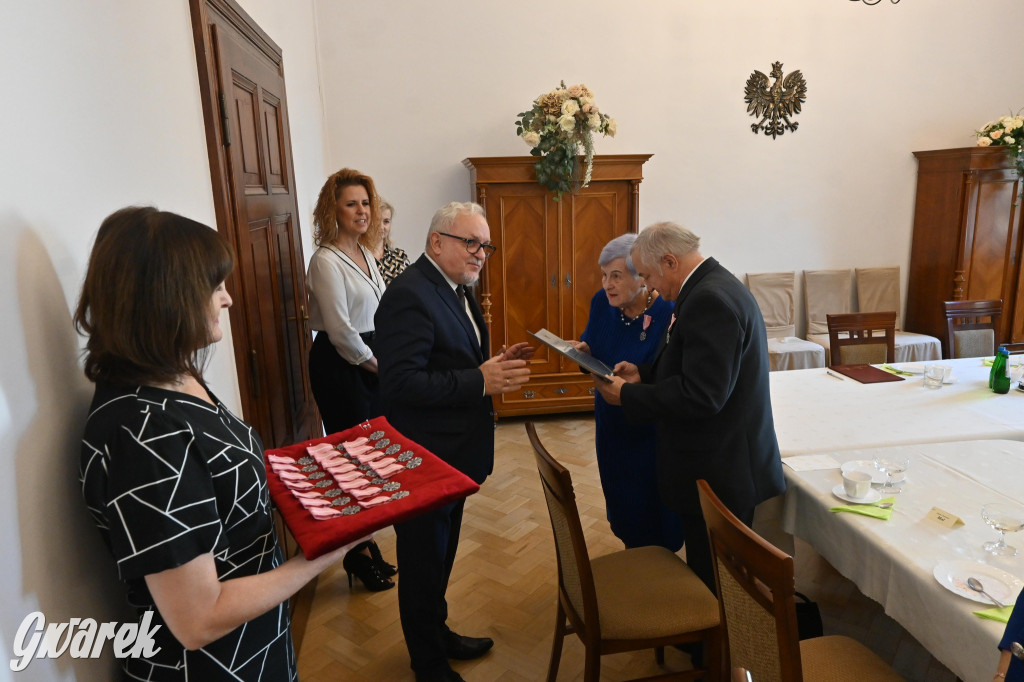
[873,454,909,493]
[981,502,1024,556]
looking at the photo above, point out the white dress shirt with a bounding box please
[307,243,385,364]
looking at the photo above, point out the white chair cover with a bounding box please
[856,266,941,362]
[805,269,853,365]
[747,272,825,371]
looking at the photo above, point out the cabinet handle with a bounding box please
[587,387,596,395]
[554,387,569,395]
[522,390,536,399]
[551,275,557,289]
[564,274,572,288]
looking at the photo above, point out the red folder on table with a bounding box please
[264,416,480,559]
[828,364,904,384]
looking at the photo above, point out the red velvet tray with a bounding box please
[264,416,480,559]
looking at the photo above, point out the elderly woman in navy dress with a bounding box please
[995,587,1024,681]
[570,233,683,551]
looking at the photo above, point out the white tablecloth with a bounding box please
[770,357,1024,457]
[767,336,826,371]
[782,440,1024,682]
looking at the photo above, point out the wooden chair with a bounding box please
[696,480,904,682]
[526,422,722,682]
[943,299,1002,358]
[826,311,896,365]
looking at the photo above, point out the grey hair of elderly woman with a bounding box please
[598,233,639,277]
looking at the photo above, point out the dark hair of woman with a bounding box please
[312,168,382,248]
[74,206,234,386]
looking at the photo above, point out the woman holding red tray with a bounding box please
[76,207,346,681]
[307,168,396,591]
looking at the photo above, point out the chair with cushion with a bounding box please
[526,422,722,682]
[746,272,825,371]
[944,299,1002,359]
[696,480,904,682]
[804,269,853,365]
[855,267,941,362]
[826,311,896,365]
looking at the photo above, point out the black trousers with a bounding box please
[394,499,465,674]
[309,332,378,435]
[680,502,755,595]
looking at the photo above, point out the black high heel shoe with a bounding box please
[343,547,394,592]
[364,540,398,577]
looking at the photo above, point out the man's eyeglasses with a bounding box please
[437,232,497,258]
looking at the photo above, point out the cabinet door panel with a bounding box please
[485,185,560,374]
[562,183,633,375]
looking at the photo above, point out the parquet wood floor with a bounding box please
[297,415,960,681]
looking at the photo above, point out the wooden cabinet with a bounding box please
[463,154,651,418]
[906,147,1024,356]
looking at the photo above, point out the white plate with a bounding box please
[893,363,925,375]
[831,484,882,504]
[841,460,887,485]
[932,560,1024,604]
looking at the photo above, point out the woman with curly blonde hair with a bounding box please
[371,198,410,285]
[307,168,395,591]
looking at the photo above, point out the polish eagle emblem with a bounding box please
[744,62,807,139]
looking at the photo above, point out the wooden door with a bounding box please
[191,0,318,449]
[960,168,1023,343]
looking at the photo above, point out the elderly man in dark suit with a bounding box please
[595,221,785,593]
[374,201,532,682]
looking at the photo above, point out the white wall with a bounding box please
[315,0,1024,331]
[0,1,327,678]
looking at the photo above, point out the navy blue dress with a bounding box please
[580,290,683,551]
[1000,588,1024,681]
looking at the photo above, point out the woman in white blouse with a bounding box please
[307,168,394,591]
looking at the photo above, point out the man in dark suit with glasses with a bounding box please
[375,201,532,682]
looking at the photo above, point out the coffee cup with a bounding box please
[842,470,872,499]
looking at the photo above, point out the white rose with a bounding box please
[605,118,618,137]
[521,131,541,147]
[977,137,993,147]
[558,114,576,133]
[991,129,1003,139]
[562,99,579,116]
[587,113,601,131]
[1013,117,1024,130]
[579,96,593,108]
[1005,136,1016,145]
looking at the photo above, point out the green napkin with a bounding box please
[830,496,896,520]
[974,605,1013,623]
[881,364,915,377]
[983,357,995,366]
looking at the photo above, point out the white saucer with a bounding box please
[933,560,1024,604]
[831,484,882,504]
[841,460,887,485]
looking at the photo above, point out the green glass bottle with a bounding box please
[992,346,1011,394]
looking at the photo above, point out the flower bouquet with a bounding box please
[515,81,617,200]
[975,111,1024,184]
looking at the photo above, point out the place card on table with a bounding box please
[783,454,841,471]
[927,506,965,528]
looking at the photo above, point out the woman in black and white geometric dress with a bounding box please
[76,207,345,681]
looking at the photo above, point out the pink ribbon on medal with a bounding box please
[642,315,652,332]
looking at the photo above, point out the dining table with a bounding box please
[782,439,1024,682]
[769,356,1024,457]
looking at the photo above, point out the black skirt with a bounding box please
[309,331,379,435]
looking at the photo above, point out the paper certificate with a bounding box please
[528,329,614,382]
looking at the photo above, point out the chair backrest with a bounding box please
[826,311,896,365]
[747,272,796,338]
[943,299,1002,358]
[855,266,903,330]
[525,422,601,637]
[804,269,852,336]
[698,480,803,682]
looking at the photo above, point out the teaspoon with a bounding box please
[967,576,1006,608]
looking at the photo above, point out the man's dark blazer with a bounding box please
[620,257,785,516]
[374,255,494,484]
